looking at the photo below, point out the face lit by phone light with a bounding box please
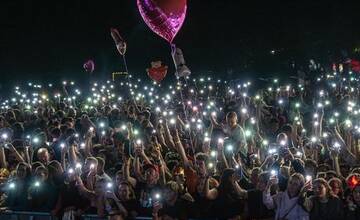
[118,182,132,201]
[37,148,50,165]
[144,167,159,185]
[276,133,288,146]
[226,112,238,128]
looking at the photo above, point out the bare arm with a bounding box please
[204,177,218,200]
[84,130,94,157]
[123,156,137,188]
[8,144,25,164]
[0,145,7,168]
[163,121,175,149]
[233,180,248,199]
[173,129,190,168]
[68,144,78,167]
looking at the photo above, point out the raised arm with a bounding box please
[7,144,25,164]
[0,145,7,168]
[173,129,190,168]
[123,156,137,188]
[204,177,218,200]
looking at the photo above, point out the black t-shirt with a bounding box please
[159,198,192,220]
[247,189,274,219]
[58,181,84,210]
[190,190,215,219]
[213,191,244,220]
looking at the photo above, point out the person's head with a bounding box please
[16,162,31,180]
[96,157,105,174]
[328,178,343,198]
[194,153,208,177]
[48,160,64,183]
[325,171,337,180]
[68,108,76,118]
[143,164,159,185]
[226,112,238,128]
[350,166,360,173]
[250,167,262,185]
[351,185,360,204]
[115,170,125,185]
[37,148,50,165]
[117,181,135,201]
[35,166,49,182]
[84,157,98,174]
[218,168,236,195]
[276,133,288,146]
[257,171,270,191]
[172,165,185,185]
[287,173,305,197]
[50,127,61,140]
[164,181,180,203]
[313,178,334,199]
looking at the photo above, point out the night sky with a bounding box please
[0,0,359,91]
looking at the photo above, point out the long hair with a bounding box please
[218,168,238,201]
[313,178,337,198]
[328,177,344,198]
[117,181,136,200]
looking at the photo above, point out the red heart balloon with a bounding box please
[137,0,187,43]
[147,62,168,83]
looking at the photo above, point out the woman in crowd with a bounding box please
[1,64,360,220]
[301,178,344,220]
[263,173,309,220]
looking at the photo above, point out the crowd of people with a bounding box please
[1,62,360,220]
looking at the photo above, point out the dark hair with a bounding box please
[195,153,208,163]
[281,124,292,133]
[96,157,105,170]
[226,112,237,119]
[218,169,238,202]
[50,127,61,139]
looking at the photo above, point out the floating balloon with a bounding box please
[110,28,127,55]
[147,61,168,83]
[83,60,95,73]
[347,59,360,73]
[172,46,191,78]
[137,0,187,43]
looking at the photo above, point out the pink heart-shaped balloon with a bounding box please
[137,0,187,43]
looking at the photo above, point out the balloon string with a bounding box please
[122,54,136,104]
[171,43,194,154]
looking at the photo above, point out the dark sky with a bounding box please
[0,0,359,89]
